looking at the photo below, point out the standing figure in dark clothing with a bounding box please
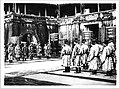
[22,43,28,61]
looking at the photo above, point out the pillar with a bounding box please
[98,3,100,12]
[8,5,10,12]
[18,6,20,14]
[45,8,47,17]
[39,11,41,16]
[15,3,16,13]
[75,6,77,15]
[24,4,26,15]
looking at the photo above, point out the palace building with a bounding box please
[4,3,116,51]
[59,9,116,47]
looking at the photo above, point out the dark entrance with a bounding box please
[85,24,99,41]
[21,33,35,47]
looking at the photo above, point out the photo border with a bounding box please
[1,0,120,89]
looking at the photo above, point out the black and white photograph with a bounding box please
[1,0,120,88]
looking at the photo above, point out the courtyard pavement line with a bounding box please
[43,72,116,84]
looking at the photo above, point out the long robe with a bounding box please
[15,45,21,58]
[87,44,100,70]
[61,44,72,67]
[22,46,28,59]
[80,44,89,64]
[71,43,82,67]
[36,45,42,56]
[101,45,115,71]
[8,45,14,61]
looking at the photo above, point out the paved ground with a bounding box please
[4,57,116,86]
[5,58,62,74]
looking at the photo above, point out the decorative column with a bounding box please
[8,5,10,12]
[15,3,16,13]
[45,8,47,17]
[98,3,100,12]
[39,11,41,16]
[58,4,60,18]
[18,6,20,14]
[75,6,77,15]
[24,4,26,15]
[78,21,82,44]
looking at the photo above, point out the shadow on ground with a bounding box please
[4,76,69,86]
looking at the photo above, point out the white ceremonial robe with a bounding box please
[87,44,100,70]
[101,46,114,71]
[61,44,72,67]
[71,43,82,67]
[15,45,21,58]
[108,42,115,51]
[8,45,14,61]
[80,44,89,64]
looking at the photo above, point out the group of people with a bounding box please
[61,39,116,76]
[4,38,116,76]
[5,42,43,63]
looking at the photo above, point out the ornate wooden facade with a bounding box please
[4,12,57,47]
[58,9,116,46]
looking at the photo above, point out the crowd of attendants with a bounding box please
[4,42,47,62]
[4,39,116,75]
[61,39,116,76]
[4,42,62,62]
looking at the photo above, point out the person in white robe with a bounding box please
[36,43,42,59]
[61,40,72,72]
[15,44,21,61]
[71,39,82,73]
[87,41,100,74]
[97,43,104,70]
[8,43,14,63]
[80,40,89,70]
[101,40,115,75]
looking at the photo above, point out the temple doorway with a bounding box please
[21,33,37,46]
[85,24,99,41]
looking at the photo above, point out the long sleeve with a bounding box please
[101,47,107,63]
[87,47,94,62]
[71,45,76,59]
[61,47,65,54]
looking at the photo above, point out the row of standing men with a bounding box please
[5,42,51,63]
[61,39,116,76]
